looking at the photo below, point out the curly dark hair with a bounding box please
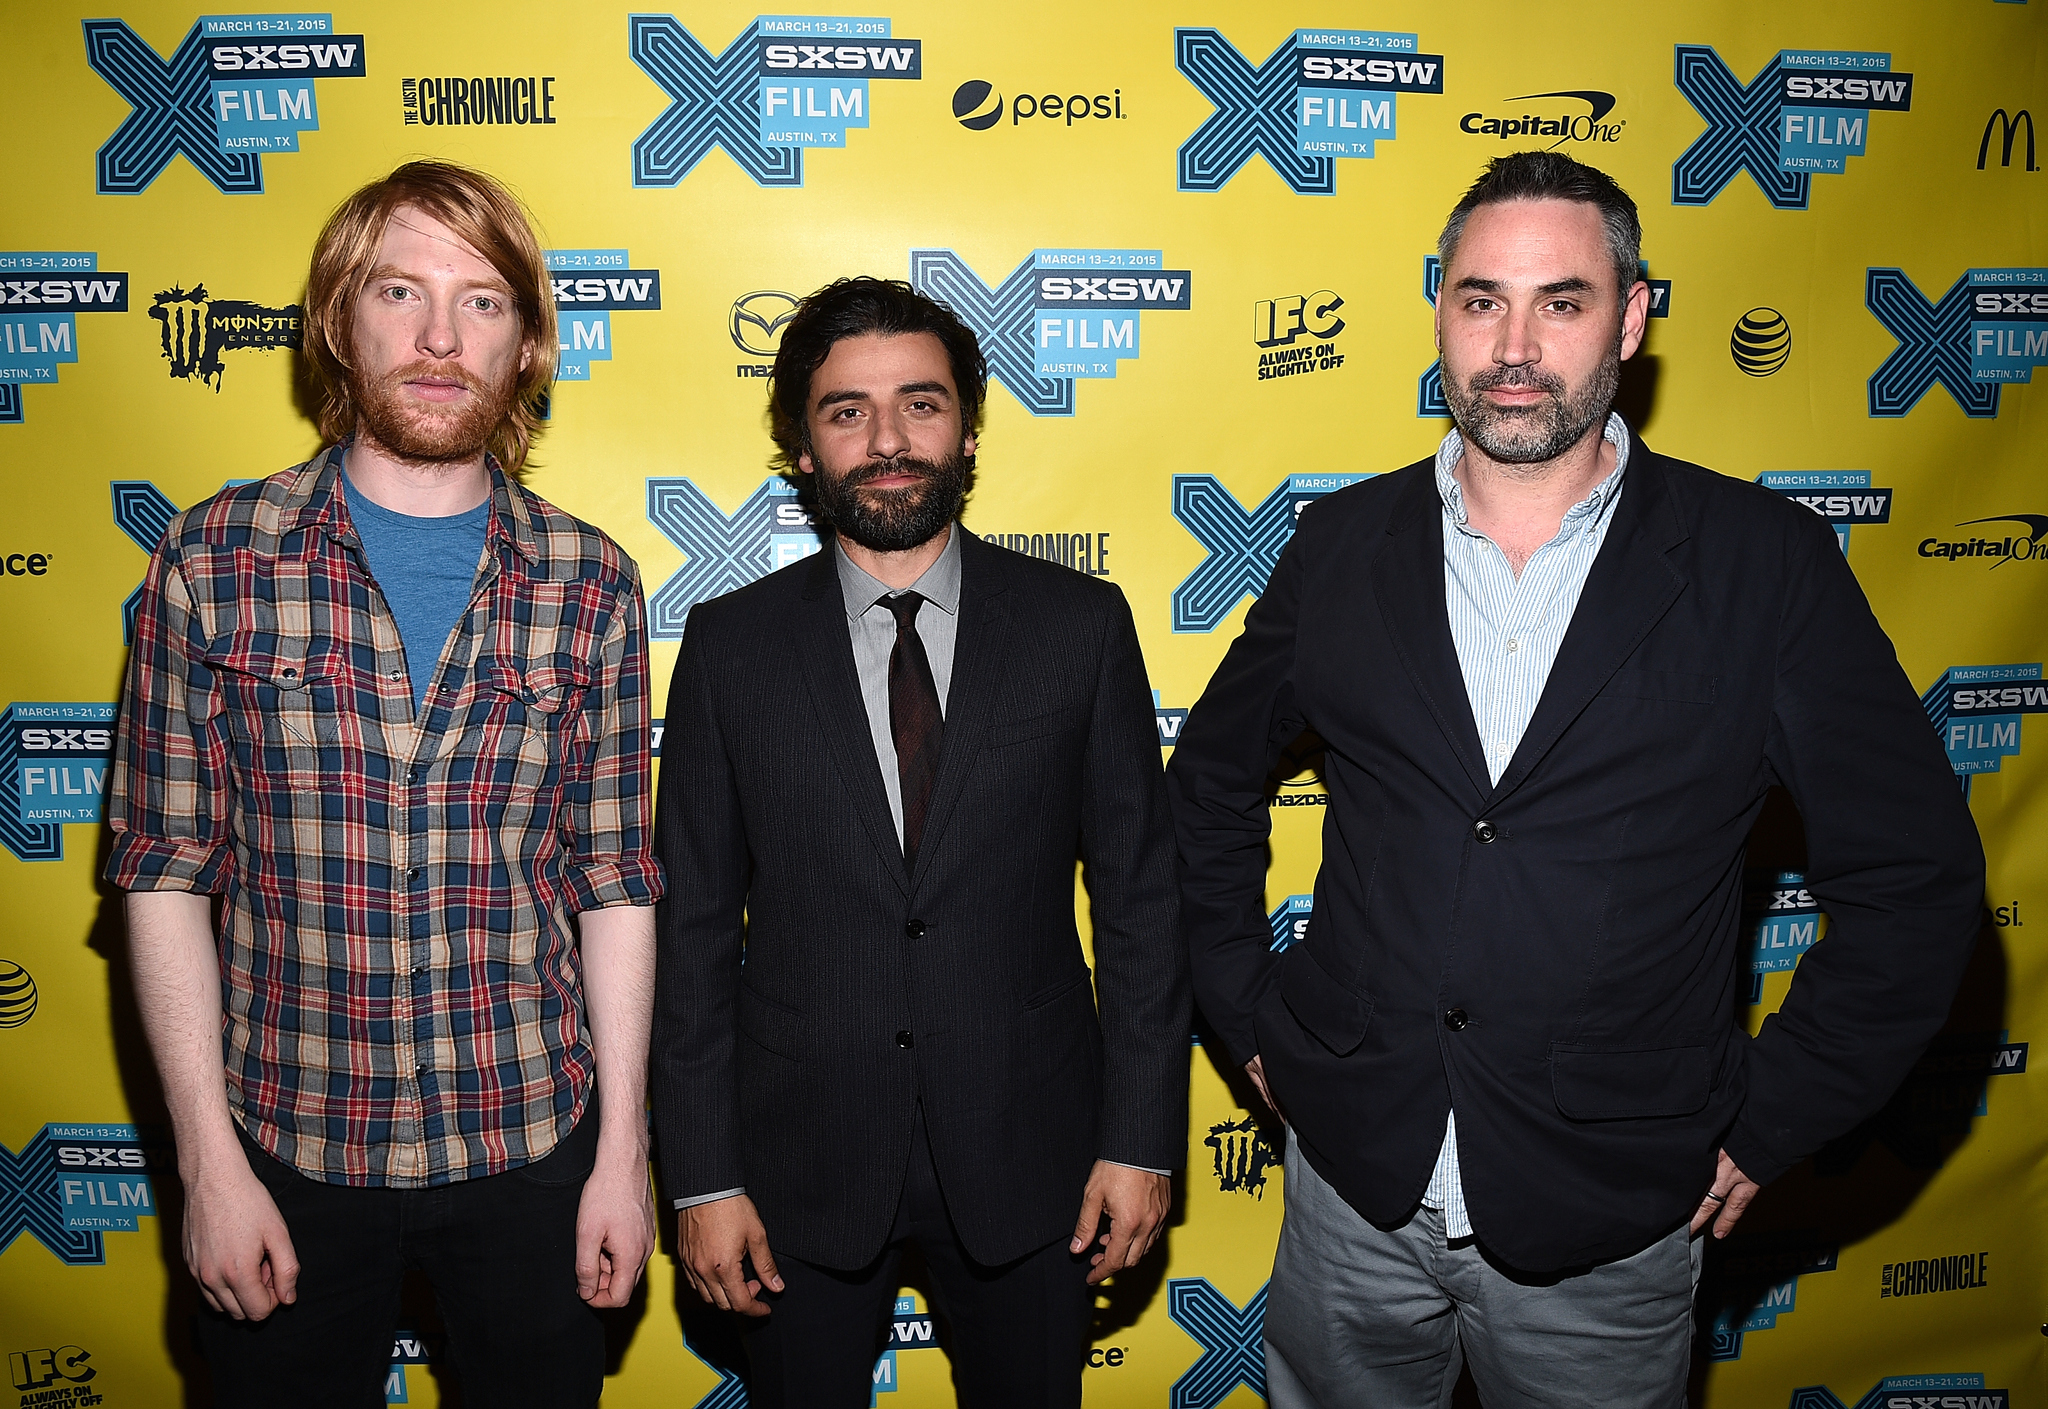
[767,277,988,472]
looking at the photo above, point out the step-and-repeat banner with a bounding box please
[3,1,2043,1404]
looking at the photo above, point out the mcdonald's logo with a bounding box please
[1977,108,2037,171]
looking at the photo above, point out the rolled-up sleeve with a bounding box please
[559,568,664,911]
[104,540,235,893]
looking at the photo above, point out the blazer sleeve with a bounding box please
[1730,507,1986,1184]
[650,608,753,1200]
[1164,524,1312,1068]
[1078,586,1194,1171]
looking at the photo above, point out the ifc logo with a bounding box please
[730,291,799,358]
[0,959,37,1028]
[1731,308,1792,377]
[952,80,1003,131]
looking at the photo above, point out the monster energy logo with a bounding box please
[149,283,302,388]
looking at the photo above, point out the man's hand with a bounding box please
[681,1195,784,1316]
[1069,1162,1171,1286]
[1690,1149,1761,1239]
[575,1146,656,1307]
[182,1150,299,1321]
[1244,1056,1280,1117]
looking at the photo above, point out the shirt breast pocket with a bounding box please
[483,653,595,797]
[204,632,349,778]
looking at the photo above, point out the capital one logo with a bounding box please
[909,248,1191,417]
[645,477,822,639]
[1168,1279,1265,1409]
[1921,663,2047,797]
[1672,46,1910,209]
[628,15,921,188]
[0,1124,156,1266]
[1175,28,1441,194]
[1790,1375,2007,1409]
[82,15,366,195]
[1170,473,1371,632]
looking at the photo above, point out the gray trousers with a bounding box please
[1266,1132,1702,1409]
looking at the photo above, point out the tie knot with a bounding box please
[881,591,926,630]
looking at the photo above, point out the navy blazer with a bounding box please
[1167,430,1983,1272]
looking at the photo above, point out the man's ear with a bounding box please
[519,334,534,375]
[962,431,977,459]
[797,449,815,477]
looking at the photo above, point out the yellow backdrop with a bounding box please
[3,1,2044,1405]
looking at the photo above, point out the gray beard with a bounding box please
[1443,344,1621,468]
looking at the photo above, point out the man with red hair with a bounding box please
[106,161,662,1408]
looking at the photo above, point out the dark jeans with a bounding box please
[742,1107,1093,1409]
[197,1107,604,1409]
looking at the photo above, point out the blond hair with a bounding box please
[302,160,556,472]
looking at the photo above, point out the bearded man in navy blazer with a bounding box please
[1168,151,1984,1406]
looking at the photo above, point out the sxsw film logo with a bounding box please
[1921,663,2048,794]
[7,1344,98,1398]
[1739,870,1823,1005]
[1918,513,2047,569]
[731,289,798,377]
[909,248,1191,416]
[1168,1279,1265,1409]
[150,283,300,388]
[1790,1373,2008,1409]
[1417,255,1668,416]
[1154,692,1187,748]
[1823,1029,2029,1173]
[0,1123,158,1266]
[1,704,116,864]
[1269,894,1311,952]
[629,15,921,188]
[1867,266,2048,418]
[83,13,366,194]
[0,254,129,426]
[1176,27,1442,193]
[384,1329,436,1404]
[1755,472,1892,554]
[549,250,661,385]
[1706,1234,1838,1361]
[1170,472,1371,632]
[1673,47,1911,209]
[1254,288,1345,383]
[1460,90,1624,148]
[870,1293,940,1400]
[645,477,822,639]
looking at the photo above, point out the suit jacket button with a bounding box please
[1472,820,1497,844]
[904,919,925,939]
[895,1030,915,1049]
[1443,1008,1469,1032]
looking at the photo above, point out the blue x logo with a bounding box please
[0,1129,106,1265]
[629,16,801,188]
[112,480,180,645]
[646,477,810,639]
[908,251,1075,416]
[83,20,264,196]
[1419,255,1448,417]
[1168,1278,1266,1409]
[1867,269,1999,418]
[0,384,21,424]
[1672,46,1809,210]
[1171,477,1294,633]
[1176,29,1334,195]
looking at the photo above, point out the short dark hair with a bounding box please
[768,277,988,472]
[1438,151,1643,299]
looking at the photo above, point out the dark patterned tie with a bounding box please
[882,592,944,869]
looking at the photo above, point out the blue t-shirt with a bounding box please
[343,473,490,714]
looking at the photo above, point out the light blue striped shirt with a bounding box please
[1420,412,1630,1239]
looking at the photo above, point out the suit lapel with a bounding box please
[908,531,1013,893]
[1484,439,1691,811]
[795,549,911,896]
[1370,468,1492,803]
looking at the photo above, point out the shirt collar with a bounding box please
[834,523,963,621]
[1434,411,1631,529]
[290,443,540,565]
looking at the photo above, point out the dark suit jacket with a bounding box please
[1168,431,1983,1272]
[652,529,1190,1269]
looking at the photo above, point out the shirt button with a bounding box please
[1473,820,1497,844]
[1444,1008,1470,1032]
[406,867,422,883]
[904,919,925,939]
[389,669,402,680]
[895,1030,915,1049]
[407,766,420,783]
[1505,638,1519,653]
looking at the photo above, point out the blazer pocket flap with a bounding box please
[987,703,1085,749]
[1022,967,1093,1011]
[1551,1043,1710,1120]
[1278,945,1374,1058]
[1605,668,1718,704]
[736,986,805,1060]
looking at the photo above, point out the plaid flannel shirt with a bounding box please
[106,447,663,1186]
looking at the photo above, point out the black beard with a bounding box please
[813,451,970,553]
[1443,344,1621,466]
